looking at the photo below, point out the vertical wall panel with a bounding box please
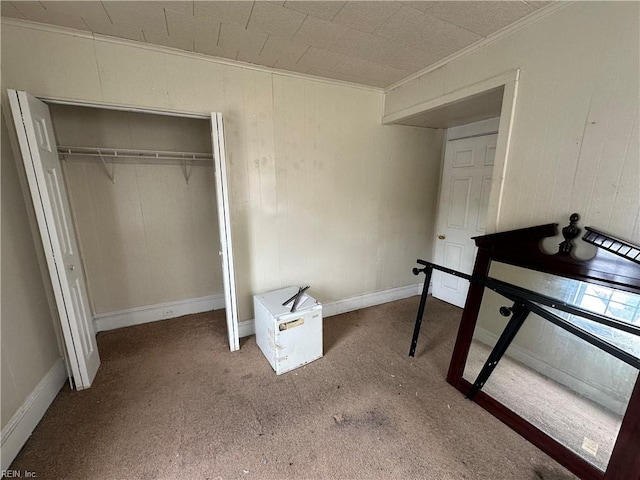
[64,162,223,314]
[187,165,222,296]
[136,165,221,303]
[375,126,443,293]
[270,76,443,302]
[609,112,640,240]
[568,22,629,225]
[586,58,639,233]
[0,27,101,101]
[272,76,311,292]
[252,71,279,292]
[64,162,156,313]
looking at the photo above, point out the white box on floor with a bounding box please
[254,287,323,375]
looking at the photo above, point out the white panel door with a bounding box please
[432,134,497,307]
[9,90,100,389]
[211,113,240,351]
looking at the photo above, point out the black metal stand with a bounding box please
[409,264,433,357]
[409,260,475,357]
[409,258,640,399]
[466,302,530,400]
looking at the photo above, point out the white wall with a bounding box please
[1,21,442,322]
[385,1,640,242]
[1,113,61,429]
[50,104,213,152]
[49,105,223,314]
[63,162,222,314]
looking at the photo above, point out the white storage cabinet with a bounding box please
[254,287,323,375]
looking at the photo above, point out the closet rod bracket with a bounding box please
[98,149,115,183]
[182,155,195,184]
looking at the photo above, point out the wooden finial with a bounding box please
[558,213,580,255]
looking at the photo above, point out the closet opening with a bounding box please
[8,89,239,390]
[50,102,226,329]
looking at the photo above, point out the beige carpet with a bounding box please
[9,296,578,480]
[465,340,624,472]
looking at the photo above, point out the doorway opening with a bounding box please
[49,103,224,326]
[8,90,239,390]
[382,70,519,306]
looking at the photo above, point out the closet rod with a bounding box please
[57,146,213,163]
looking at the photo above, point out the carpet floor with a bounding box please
[9,296,578,479]
[465,340,623,472]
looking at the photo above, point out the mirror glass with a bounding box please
[463,261,640,472]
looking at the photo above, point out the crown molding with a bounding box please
[1,16,95,39]
[0,17,384,94]
[385,1,574,93]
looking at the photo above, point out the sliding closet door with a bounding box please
[8,90,100,389]
[211,113,240,351]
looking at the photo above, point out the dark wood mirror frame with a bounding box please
[446,220,640,480]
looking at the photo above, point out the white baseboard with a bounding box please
[322,283,424,317]
[1,358,67,471]
[238,283,426,338]
[473,327,627,415]
[238,319,255,339]
[94,294,225,332]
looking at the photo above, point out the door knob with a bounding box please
[69,264,75,271]
[438,234,446,240]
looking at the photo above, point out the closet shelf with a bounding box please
[57,146,213,165]
[57,146,213,184]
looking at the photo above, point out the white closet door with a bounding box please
[211,113,239,351]
[432,134,497,308]
[9,90,100,389]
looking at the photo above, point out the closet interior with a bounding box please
[48,104,224,332]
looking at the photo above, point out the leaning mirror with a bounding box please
[442,215,640,480]
[463,262,639,472]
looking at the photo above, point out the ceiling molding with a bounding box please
[384,1,573,93]
[0,17,384,94]
[1,16,94,39]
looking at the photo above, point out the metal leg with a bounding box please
[466,302,530,400]
[409,265,433,357]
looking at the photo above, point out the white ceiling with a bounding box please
[1,1,550,88]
